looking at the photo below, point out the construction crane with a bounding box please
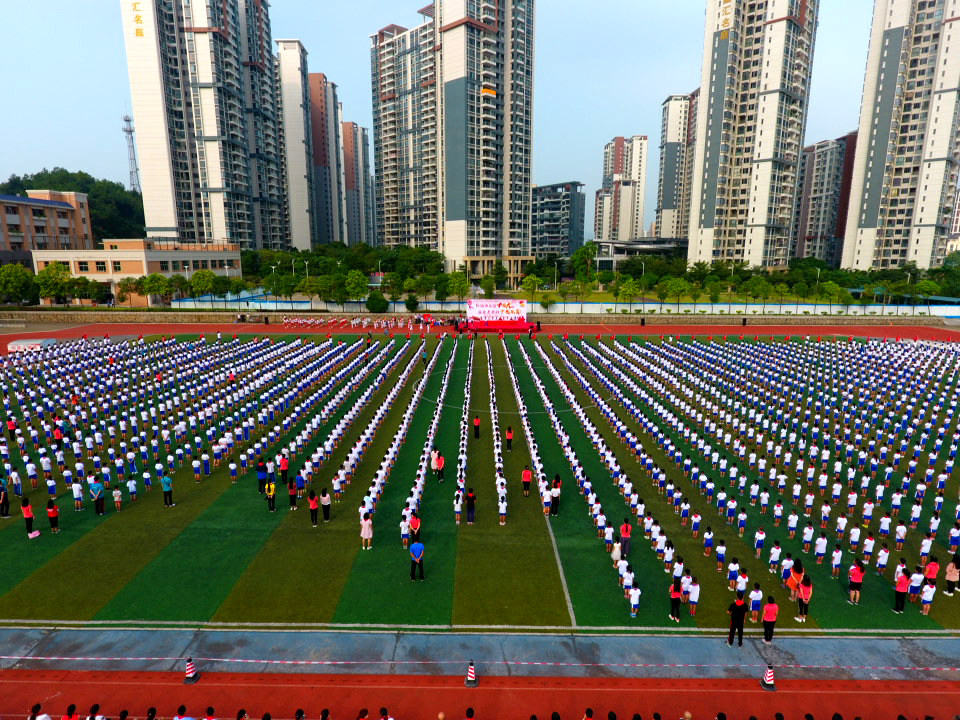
[122,115,142,194]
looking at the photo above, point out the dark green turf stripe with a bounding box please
[331,338,459,625]
[504,338,643,627]
[209,339,424,624]
[452,339,571,626]
[92,341,403,621]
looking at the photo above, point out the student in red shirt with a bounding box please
[21,496,36,539]
[668,578,683,622]
[762,597,779,643]
[409,512,422,541]
[848,560,866,605]
[436,453,445,482]
[46,499,60,534]
[619,519,633,558]
[505,426,514,452]
[894,571,910,613]
[473,415,481,439]
[521,466,532,497]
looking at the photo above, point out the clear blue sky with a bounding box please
[0,1,873,237]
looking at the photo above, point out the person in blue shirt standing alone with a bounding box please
[161,474,175,508]
[410,540,425,581]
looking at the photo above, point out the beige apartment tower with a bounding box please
[842,0,960,270]
[687,0,819,267]
[595,135,648,243]
[371,1,535,285]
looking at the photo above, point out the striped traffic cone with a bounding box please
[760,664,776,691]
[465,660,478,688]
[184,657,200,684]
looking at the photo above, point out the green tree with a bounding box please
[414,274,434,302]
[521,274,542,302]
[115,276,142,307]
[571,280,592,313]
[404,294,419,312]
[449,272,471,308]
[793,280,809,314]
[774,283,790,313]
[68,276,92,305]
[297,276,323,310]
[141,273,171,305]
[689,283,703,312]
[0,263,37,305]
[668,277,690,311]
[837,289,855,314]
[168,274,190,300]
[345,269,369,303]
[383,272,403,301]
[36,261,71,304]
[569,242,598,282]
[366,290,389,314]
[655,278,671,312]
[228,277,249,300]
[540,293,555,311]
[492,261,508,289]
[819,280,841,313]
[706,281,722,306]
[557,281,573,306]
[618,277,640,312]
[915,279,941,314]
[597,269,615,288]
[480,275,496,299]
[190,269,217,299]
[433,274,450,309]
[211,274,232,308]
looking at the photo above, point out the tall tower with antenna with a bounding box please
[122,115,142,194]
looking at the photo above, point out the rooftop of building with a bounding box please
[0,194,74,210]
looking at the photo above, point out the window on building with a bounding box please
[95,261,106,272]
[160,261,170,272]
[77,261,89,272]
[3,206,17,215]
[112,261,122,272]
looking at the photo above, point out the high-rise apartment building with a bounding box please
[342,122,376,246]
[276,39,317,251]
[371,1,535,285]
[794,131,857,266]
[594,136,648,242]
[842,0,960,270]
[687,0,819,267]
[309,73,348,245]
[656,91,699,240]
[531,182,586,258]
[121,0,287,249]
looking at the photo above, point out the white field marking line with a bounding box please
[0,619,958,635]
[544,511,577,628]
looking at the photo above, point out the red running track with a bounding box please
[1,670,958,719]
[0,321,958,352]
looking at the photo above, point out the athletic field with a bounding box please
[1,330,959,635]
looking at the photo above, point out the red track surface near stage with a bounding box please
[0,321,958,351]
[2,670,958,719]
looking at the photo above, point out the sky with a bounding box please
[0,1,874,238]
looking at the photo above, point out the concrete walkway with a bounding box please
[0,628,957,682]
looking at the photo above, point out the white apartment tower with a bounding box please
[687,0,819,267]
[842,0,960,270]
[371,1,535,285]
[656,92,699,240]
[594,135,648,242]
[276,39,317,251]
[121,0,287,249]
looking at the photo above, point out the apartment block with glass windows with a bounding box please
[531,182,585,258]
[276,39,317,251]
[687,0,819,268]
[843,0,960,270]
[656,91,699,240]
[794,132,857,266]
[121,0,286,249]
[371,1,535,286]
[595,135,648,242]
